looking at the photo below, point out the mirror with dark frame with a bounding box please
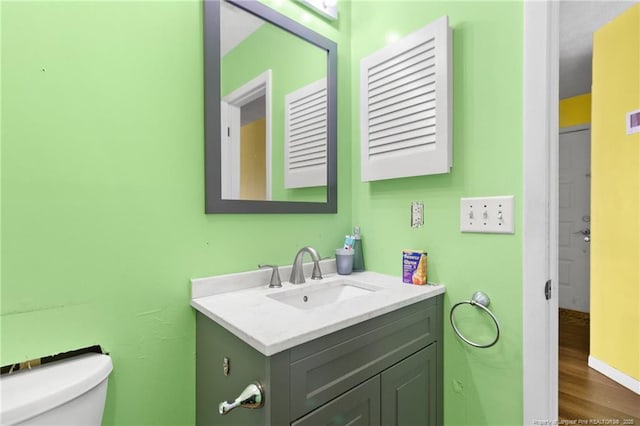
[204,0,337,213]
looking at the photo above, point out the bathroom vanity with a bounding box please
[191,263,444,426]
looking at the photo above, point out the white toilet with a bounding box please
[0,352,113,425]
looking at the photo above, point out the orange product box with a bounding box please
[402,249,428,285]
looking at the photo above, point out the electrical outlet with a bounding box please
[460,196,514,234]
[411,202,424,228]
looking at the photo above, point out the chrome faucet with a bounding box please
[289,246,323,284]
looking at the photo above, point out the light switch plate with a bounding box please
[460,196,514,234]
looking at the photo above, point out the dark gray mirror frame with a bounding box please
[204,0,337,214]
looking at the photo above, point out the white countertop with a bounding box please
[191,262,445,356]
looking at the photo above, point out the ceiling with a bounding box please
[220,1,264,57]
[559,0,638,99]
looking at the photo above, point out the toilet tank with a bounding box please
[0,353,113,426]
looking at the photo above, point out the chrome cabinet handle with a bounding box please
[218,382,264,415]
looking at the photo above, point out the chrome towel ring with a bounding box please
[450,291,500,348]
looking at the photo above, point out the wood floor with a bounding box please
[559,309,640,423]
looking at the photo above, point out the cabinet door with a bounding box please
[381,344,437,426]
[292,376,381,426]
[290,300,437,419]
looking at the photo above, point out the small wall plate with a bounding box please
[411,201,424,228]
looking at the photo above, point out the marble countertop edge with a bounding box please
[191,271,445,356]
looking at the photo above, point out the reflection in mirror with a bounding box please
[220,0,327,202]
[204,0,337,213]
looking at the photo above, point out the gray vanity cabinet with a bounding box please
[196,295,443,426]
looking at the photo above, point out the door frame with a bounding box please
[221,70,273,200]
[522,1,560,423]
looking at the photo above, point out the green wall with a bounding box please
[0,1,351,424]
[350,2,523,425]
[221,21,327,202]
[2,0,526,424]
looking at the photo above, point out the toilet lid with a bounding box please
[0,353,112,424]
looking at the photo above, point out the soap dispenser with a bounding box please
[353,226,365,272]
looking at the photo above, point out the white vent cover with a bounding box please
[360,16,452,182]
[284,78,327,189]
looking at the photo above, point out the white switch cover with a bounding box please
[460,196,514,234]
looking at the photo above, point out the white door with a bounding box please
[558,127,591,312]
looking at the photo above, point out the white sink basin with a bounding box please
[267,279,382,310]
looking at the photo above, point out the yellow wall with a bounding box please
[590,4,640,381]
[240,118,267,201]
[559,93,591,127]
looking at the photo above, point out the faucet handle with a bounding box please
[259,264,282,288]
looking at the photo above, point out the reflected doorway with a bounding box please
[221,70,272,201]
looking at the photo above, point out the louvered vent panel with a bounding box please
[285,79,327,189]
[360,16,452,182]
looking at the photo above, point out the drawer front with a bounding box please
[291,375,381,426]
[290,299,438,420]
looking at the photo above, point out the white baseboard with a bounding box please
[588,355,640,395]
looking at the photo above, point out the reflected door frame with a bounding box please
[221,69,273,200]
